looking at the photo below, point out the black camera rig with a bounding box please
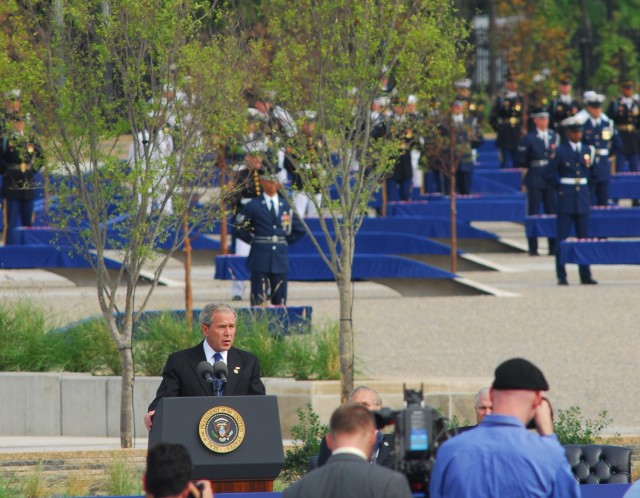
[374,384,456,497]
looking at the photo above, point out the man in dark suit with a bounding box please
[234,165,305,306]
[144,303,265,430]
[489,73,524,169]
[283,404,412,498]
[317,386,394,468]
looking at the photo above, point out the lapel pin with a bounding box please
[234,367,240,374]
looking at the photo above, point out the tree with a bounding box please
[259,0,467,401]
[1,0,250,447]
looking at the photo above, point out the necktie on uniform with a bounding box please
[269,199,277,220]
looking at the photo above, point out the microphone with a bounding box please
[213,360,228,384]
[197,361,215,384]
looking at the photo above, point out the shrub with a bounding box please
[281,404,327,483]
[554,406,613,445]
[134,312,201,375]
[0,303,49,371]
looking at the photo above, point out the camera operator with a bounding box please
[144,442,213,498]
[429,358,579,498]
[283,403,412,498]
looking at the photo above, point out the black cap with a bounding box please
[492,358,549,391]
[621,79,635,89]
[558,77,571,86]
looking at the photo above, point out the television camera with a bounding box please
[374,384,456,497]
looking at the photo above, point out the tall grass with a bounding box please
[0,304,341,380]
[104,457,142,496]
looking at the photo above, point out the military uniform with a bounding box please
[581,114,619,206]
[516,125,559,255]
[550,131,595,285]
[233,191,305,306]
[607,93,640,173]
[0,125,44,244]
[440,105,482,195]
[489,90,523,168]
[548,94,579,135]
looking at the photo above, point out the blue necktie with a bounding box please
[269,199,277,220]
[213,352,224,396]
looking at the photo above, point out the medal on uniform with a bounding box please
[584,154,590,167]
[602,129,612,141]
[20,162,27,173]
[281,210,292,235]
[514,104,521,111]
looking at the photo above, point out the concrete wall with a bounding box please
[0,373,490,438]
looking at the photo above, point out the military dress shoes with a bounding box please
[557,278,569,286]
[581,278,598,285]
[232,295,242,301]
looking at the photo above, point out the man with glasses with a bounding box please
[317,386,393,468]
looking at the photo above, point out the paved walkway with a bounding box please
[1,220,639,446]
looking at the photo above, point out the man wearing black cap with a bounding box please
[489,73,524,169]
[551,115,597,285]
[607,80,640,205]
[516,108,559,256]
[430,358,579,498]
[234,163,305,305]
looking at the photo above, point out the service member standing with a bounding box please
[581,92,620,206]
[551,116,597,286]
[0,113,44,245]
[489,73,524,169]
[234,165,305,306]
[516,109,558,256]
[548,77,579,135]
[607,79,640,206]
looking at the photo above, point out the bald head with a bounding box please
[490,388,543,426]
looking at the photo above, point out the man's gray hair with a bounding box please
[349,386,382,406]
[474,387,491,407]
[199,303,237,326]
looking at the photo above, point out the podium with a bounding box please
[149,395,284,492]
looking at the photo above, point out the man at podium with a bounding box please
[145,303,266,430]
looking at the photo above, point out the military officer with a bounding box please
[551,116,597,286]
[581,92,620,206]
[233,164,305,306]
[489,73,524,168]
[516,108,559,256]
[440,98,483,195]
[0,113,44,245]
[607,79,640,206]
[548,77,579,135]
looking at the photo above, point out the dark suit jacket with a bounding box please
[283,452,412,498]
[148,342,265,411]
[317,433,394,468]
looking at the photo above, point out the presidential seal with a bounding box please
[199,406,246,453]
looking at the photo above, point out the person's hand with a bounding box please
[533,397,554,436]
[144,410,155,431]
[187,480,214,498]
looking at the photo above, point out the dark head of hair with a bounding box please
[199,303,236,327]
[329,403,374,437]
[145,443,192,497]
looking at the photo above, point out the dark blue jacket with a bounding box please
[607,96,640,155]
[581,116,620,181]
[516,130,558,189]
[550,141,593,215]
[234,194,305,273]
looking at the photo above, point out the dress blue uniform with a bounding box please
[516,126,558,255]
[489,90,523,169]
[581,115,620,206]
[607,92,640,173]
[550,137,595,285]
[234,192,305,305]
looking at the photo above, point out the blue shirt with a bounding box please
[430,414,580,498]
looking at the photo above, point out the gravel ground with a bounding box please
[1,221,638,434]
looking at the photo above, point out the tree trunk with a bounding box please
[119,345,135,448]
[337,236,355,403]
[578,0,593,90]
[183,210,193,329]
